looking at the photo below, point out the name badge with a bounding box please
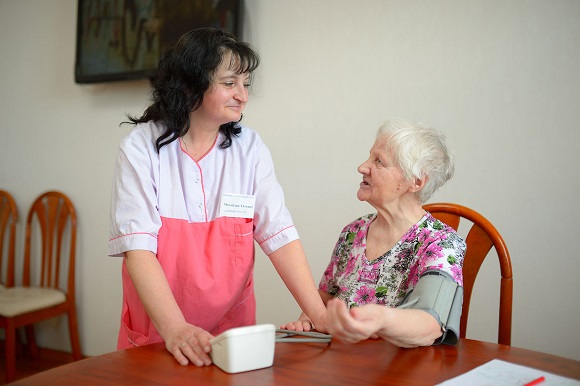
[219,193,256,219]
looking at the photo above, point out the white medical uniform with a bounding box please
[109,121,298,348]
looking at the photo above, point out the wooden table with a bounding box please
[9,339,580,385]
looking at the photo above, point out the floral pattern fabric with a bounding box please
[319,212,465,308]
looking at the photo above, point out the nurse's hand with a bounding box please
[281,307,329,333]
[280,318,315,332]
[165,322,214,367]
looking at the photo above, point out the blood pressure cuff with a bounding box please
[397,270,463,345]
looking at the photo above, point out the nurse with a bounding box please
[108,28,327,367]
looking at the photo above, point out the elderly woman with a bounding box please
[282,119,465,347]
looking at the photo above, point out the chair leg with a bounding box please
[68,308,83,361]
[14,328,24,357]
[5,321,17,383]
[25,325,40,358]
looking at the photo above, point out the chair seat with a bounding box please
[1,191,83,383]
[0,287,66,317]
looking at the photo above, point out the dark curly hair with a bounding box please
[126,28,260,152]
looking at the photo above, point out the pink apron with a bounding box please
[117,216,256,349]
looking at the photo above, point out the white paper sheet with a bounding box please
[436,359,580,386]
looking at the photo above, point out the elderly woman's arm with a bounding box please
[326,298,442,347]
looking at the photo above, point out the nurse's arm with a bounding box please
[124,250,213,367]
[268,240,328,332]
[280,290,334,332]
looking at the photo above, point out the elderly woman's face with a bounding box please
[357,137,414,208]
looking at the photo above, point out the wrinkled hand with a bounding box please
[164,322,214,366]
[326,298,383,344]
[280,319,315,332]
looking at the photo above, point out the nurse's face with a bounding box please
[196,52,250,127]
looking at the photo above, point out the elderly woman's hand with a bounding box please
[326,298,383,344]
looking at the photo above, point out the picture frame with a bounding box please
[75,0,243,84]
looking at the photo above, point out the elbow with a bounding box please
[419,313,446,346]
[380,324,443,348]
[398,314,445,347]
[423,327,445,346]
[407,328,443,348]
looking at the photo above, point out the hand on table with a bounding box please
[280,319,315,332]
[280,308,328,333]
[164,322,214,367]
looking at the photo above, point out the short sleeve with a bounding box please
[413,216,466,287]
[251,135,299,255]
[108,125,162,257]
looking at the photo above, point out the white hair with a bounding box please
[376,119,454,203]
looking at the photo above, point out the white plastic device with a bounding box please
[210,324,276,374]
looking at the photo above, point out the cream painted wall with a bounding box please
[1,0,579,361]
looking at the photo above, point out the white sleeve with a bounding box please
[251,136,299,256]
[108,127,161,257]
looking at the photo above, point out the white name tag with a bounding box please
[220,193,256,218]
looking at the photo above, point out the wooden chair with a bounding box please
[423,202,513,346]
[0,191,83,382]
[0,189,18,289]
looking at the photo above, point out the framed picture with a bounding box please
[75,0,243,84]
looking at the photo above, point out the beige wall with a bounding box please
[1,0,579,360]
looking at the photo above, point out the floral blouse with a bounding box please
[319,213,465,308]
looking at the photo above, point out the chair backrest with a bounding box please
[423,202,513,346]
[23,191,77,302]
[0,190,18,288]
